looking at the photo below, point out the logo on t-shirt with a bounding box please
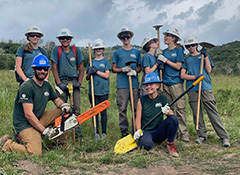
[99,64,105,68]
[20,94,28,100]
[155,103,163,108]
[44,92,49,96]
[70,57,75,62]
[130,54,137,58]
[171,53,177,57]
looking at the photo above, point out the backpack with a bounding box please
[15,46,47,82]
[57,45,77,60]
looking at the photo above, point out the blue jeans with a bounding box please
[138,115,179,151]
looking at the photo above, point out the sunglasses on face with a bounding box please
[35,67,49,71]
[59,36,72,40]
[120,35,131,40]
[94,48,104,51]
[165,33,174,37]
[29,34,41,38]
[150,39,158,44]
[185,44,197,48]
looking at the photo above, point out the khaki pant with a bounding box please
[2,108,68,156]
[163,83,189,137]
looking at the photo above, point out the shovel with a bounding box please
[114,76,205,154]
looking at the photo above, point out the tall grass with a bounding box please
[0,70,240,174]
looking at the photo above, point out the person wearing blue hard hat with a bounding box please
[0,55,71,156]
[134,72,179,157]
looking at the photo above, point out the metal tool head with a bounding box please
[153,24,163,30]
[125,60,137,66]
[199,42,215,49]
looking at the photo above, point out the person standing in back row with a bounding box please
[112,26,141,138]
[86,38,111,140]
[51,28,84,140]
[181,35,230,147]
[157,28,189,142]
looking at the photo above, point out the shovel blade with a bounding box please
[114,134,138,154]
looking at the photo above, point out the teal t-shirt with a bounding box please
[50,46,84,80]
[112,48,141,88]
[16,45,48,79]
[140,93,170,131]
[13,79,58,133]
[162,46,184,85]
[142,53,159,76]
[181,54,214,92]
[87,58,111,95]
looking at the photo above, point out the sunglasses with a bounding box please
[185,44,197,48]
[94,48,104,51]
[120,35,131,40]
[165,33,174,37]
[35,67,49,71]
[29,34,41,38]
[59,36,72,40]
[150,39,158,44]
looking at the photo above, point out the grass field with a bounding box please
[0,70,240,174]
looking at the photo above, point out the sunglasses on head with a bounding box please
[120,35,131,40]
[59,36,72,40]
[29,34,41,38]
[185,44,197,48]
[35,67,49,71]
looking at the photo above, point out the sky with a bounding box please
[0,0,240,49]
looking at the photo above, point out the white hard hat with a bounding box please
[142,37,157,50]
[25,25,43,37]
[117,26,134,39]
[184,35,198,46]
[56,28,74,39]
[92,38,105,49]
[163,28,181,41]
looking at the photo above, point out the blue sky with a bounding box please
[0,0,239,48]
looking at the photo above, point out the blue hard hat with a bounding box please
[143,72,161,85]
[31,54,51,68]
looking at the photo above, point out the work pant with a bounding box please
[2,108,68,156]
[188,90,229,140]
[88,94,109,134]
[117,88,139,134]
[56,79,82,137]
[163,83,189,137]
[138,115,179,151]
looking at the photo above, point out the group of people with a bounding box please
[0,25,230,157]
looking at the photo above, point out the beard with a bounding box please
[34,70,48,81]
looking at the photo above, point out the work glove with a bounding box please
[201,48,208,57]
[57,83,68,91]
[73,82,81,88]
[195,74,202,80]
[156,60,164,70]
[161,103,170,115]
[155,48,163,57]
[60,103,71,113]
[42,127,56,138]
[127,70,137,76]
[88,66,98,75]
[158,54,168,63]
[133,129,143,140]
[24,78,29,82]
[122,65,132,73]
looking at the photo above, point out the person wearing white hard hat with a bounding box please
[140,37,164,96]
[181,35,230,147]
[157,28,189,142]
[15,25,48,85]
[112,26,141,138]
[86,38,111,140]
[50,28,84,140]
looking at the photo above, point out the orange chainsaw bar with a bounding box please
[54,100,111,128]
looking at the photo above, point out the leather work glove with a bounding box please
[156,60,164,70]
[158,54,168,63]
[161,103,170,115]
[88,66,98,75]
[60,103,71,113]
[57,83,68,91]
[155,48,163,57]
[195,74,203,80]
[133,129,143,140]
[122,65,132,73]
[201,48,208,57]
[42,127,56,138]
[73,82,81,88]
[127,70,137,76]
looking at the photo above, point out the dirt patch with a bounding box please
[13,160,46,175]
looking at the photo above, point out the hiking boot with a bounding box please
[95,134,100,141]
[195,137,206,144]
[0,135,11,150]
[101,133,106,140]
[222,139,230,147]
[166,144,179,157]
[181,135,189,142]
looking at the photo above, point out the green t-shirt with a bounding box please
[13,79,58,133]
[140,93,170,131]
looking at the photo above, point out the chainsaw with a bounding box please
[49,100,111,140]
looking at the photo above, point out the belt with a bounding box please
[61,77,78,81]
